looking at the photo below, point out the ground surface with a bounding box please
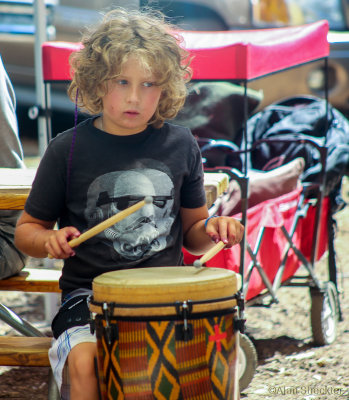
[0,179,348,399]
[241,179,349,400]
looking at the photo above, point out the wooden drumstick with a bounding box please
[48,196,153,258]
[193,241,226,268]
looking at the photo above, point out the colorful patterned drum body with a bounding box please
[89,266,242,400]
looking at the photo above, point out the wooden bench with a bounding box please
[0,267,60,367]
[0,266,61,398]
[0,334,59,399]
[0,267,61,369]
[0,336,52,366]
[0,267,61,293]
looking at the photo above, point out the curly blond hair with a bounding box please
[68,8,192,128]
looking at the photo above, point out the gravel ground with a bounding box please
[241,178,349,400]
[0,180,348,399]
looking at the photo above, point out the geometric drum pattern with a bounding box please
[95,313,238,399]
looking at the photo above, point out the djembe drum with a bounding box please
[89,266,242,400]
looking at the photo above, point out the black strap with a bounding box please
[51,295,90,339]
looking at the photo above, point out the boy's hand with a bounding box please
[45,227,81,259]
[205,216,244,248]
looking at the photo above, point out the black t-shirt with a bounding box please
[25,118,206,297]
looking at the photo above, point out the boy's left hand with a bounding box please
[205,216,244,248]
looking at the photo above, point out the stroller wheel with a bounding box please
[238,333,257,392]
[310,281,339,346]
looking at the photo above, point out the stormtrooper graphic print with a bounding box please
[84,167,175,262]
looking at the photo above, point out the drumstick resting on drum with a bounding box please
[48,196,153,258]
[193,240,226,268]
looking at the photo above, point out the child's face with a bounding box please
[101,55,162,135]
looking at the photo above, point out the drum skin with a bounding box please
[91,267,241,399]
[91,266,241,314]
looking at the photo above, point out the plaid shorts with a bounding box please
[48,324,96,400]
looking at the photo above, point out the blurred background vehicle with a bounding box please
[1,0,349,140]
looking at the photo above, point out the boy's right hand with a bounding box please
[45,227,80,259]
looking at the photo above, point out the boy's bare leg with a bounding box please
[68,342,99,400]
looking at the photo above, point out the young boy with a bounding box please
[15,8,244,400]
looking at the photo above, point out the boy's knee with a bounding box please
[68,343,97,380]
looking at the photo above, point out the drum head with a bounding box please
[92,266,241,305]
